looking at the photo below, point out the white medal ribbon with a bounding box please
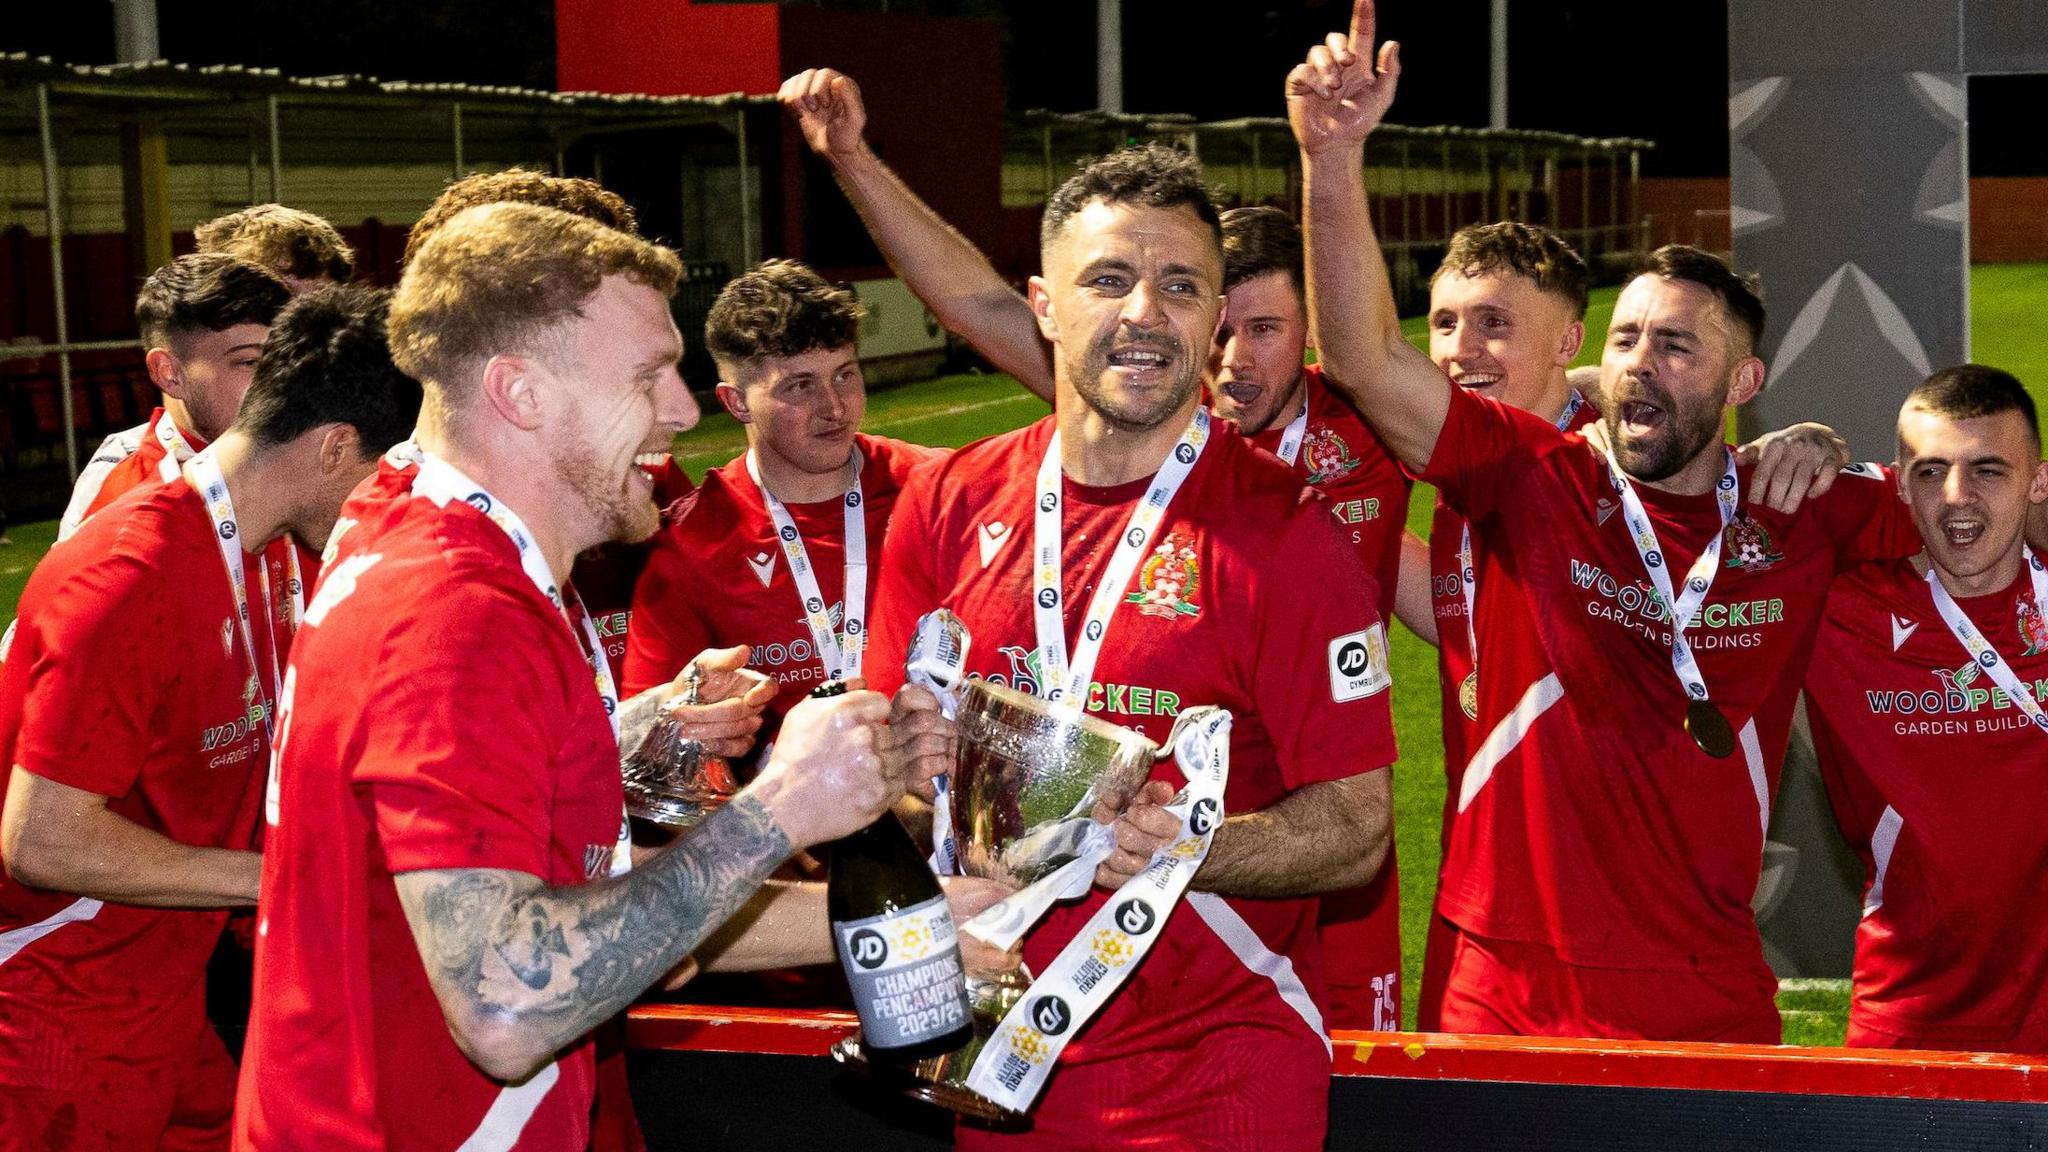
[1459,390,1586,686]
[1032,409,1211,709]
[961,707,1232,1115]
[155,413,201,483]
[1600,443,1740,710]
[904,609,971,876]
[1272,395,1311,466]
[412,452,633,877]
[1925,548,2048,735]
[181,450,283,751]
[746,448,867,683]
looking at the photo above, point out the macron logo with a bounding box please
[978,521,1012,568]
[746,551,775,587]
[1890,614,1918,652]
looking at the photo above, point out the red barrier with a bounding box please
[626,1004,2048,1104]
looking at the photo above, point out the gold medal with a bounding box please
[1685,699,1736,759]
[1458,671,1479,720]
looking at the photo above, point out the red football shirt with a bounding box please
[624,435,940,715]
[1805,558,2048,1053]
[1244,364,1411,621]
[1243,365,1411,1031]
[0,479,276,1083]
[235,459,628,1152]
[867,414,1397,1149]
[1422,383,1918,988]
[574,456,696,682]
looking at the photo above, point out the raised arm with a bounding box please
[2,767,260,907]
[1291,0,1449,470]
[393,689,894,1082]
[779,69,1054,400]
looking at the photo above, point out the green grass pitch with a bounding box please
[10,264,2048,1040]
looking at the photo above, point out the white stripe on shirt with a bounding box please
[1187,892,1331,1055]
[0,896,104,966]
[453,1059,560,1152]
[1457,672,1566,814]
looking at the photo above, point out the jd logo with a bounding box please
[464,492,492,513]
[1174,443,1197,464]
[1336,641,1370,677]
[1030,995,1073,1036]
[849,928,888,970]
[1039,493,1058,512]
[1114,899,1157,936]
[1037,588,1059,609]
[1190,798,1220,835]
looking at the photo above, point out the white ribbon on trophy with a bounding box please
[957,706,1232,1115]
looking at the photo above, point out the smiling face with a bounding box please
[1032,199,1223,433]
[1898,404,2048,595]
[1428,269,1582,416]
[1210,270,1309,435]
[1599,274,1759,484]
[719,344,865,480]
[541,275,695,545]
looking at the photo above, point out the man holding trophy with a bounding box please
[865,144,1397,1151]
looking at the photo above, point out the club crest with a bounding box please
[1125,533,1202,619]
[1721,515,1784,572]
[2019,594,2048,657]
[1302,427,1361,485]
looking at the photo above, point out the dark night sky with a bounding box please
[5,1,2043,178]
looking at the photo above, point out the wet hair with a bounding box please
[389,202,681,397]
[405,168,640,265]
[1040,142,1221,254]
[704,259,864,378]
[236,284,421,455]
[1905,363,2041,453]
[1220,206,1303,295]
[1631,244,1766,354]
[134,253,291,350]
[194,204,355,285]
[1433,222,1590,319]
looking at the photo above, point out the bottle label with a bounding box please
[834,894,970,1049]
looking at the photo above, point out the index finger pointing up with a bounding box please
[1350,0,1377,53]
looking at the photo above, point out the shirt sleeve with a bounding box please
[9,552,170,799]
[862,466,944,699]
[1416,380,1552,524]
[1247,500,1399,790]
[621,517,717,698]
[351,582,570,878]
[1811,464,1921,570]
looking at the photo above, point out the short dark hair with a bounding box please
[704,259,865,375]
[1040,143,1222,254]
[1220,206,1303,295]
[1434,222,1590,318]
[1905,363,2041,452]
[135,253,292,349]
[1632,244,1766,354]
[405,169,641,266]
[194,204,355,284]
[236,284,422,455]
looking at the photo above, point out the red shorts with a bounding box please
[1316,843,1402,1032]
[1847,1016,2048,1056]
[1438,927,1780,1043]
[955,1024,1329,1152]
[1414,910,1458,1032]
[0,1024,235,1152]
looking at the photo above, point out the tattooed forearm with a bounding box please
[397,793,792,1077]
[615,688,667,759]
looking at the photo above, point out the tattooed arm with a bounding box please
[393,688,896,1082]
[395,795,789,1080]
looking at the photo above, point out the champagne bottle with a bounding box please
[822,682,973,1061]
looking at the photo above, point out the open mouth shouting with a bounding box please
[1939,514,1987,549]
[1450,370,1504,392]
[1106,340,1180,384]
[1618,398,1669,437]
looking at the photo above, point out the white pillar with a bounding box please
[113,0,159,62]
[1098,0,1122,115]
[1489,0,1508,129]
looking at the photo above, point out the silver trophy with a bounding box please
[620,664,742,829]
[834,617,1169,1123]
